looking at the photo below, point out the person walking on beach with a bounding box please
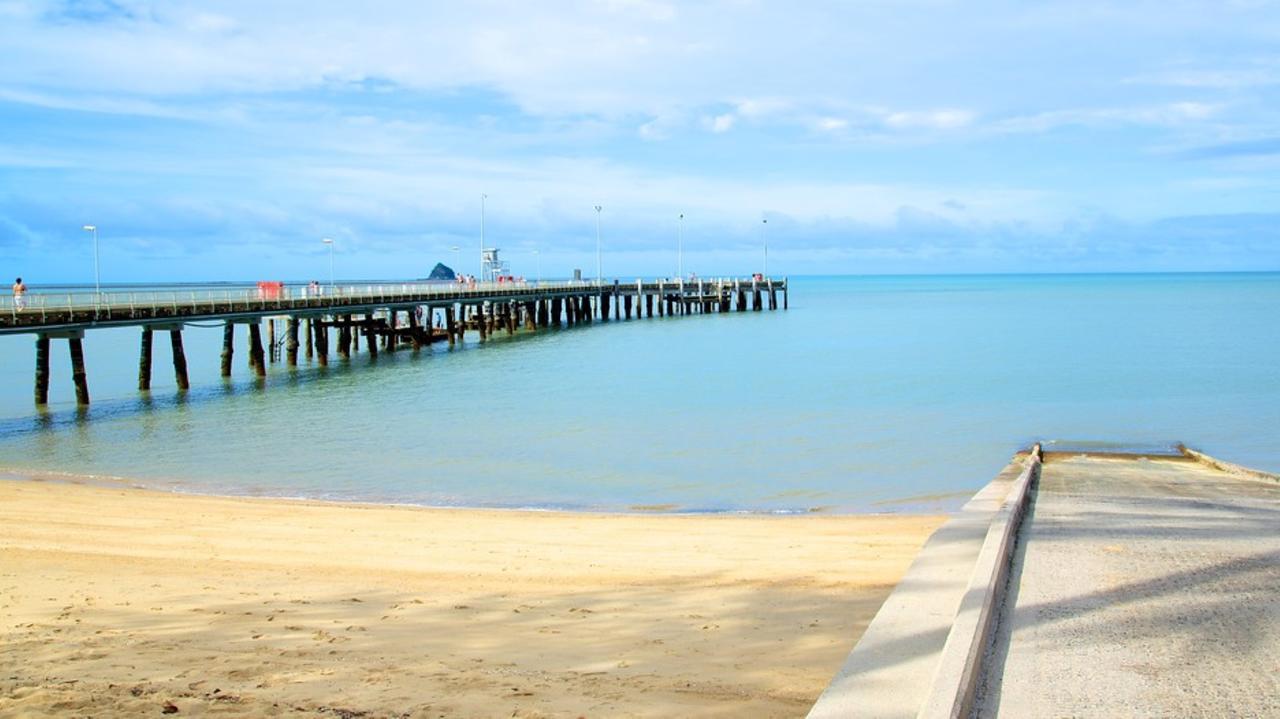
[12,277,26,310]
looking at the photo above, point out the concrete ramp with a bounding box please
[973,453,1280,717]
[808,448,1279,718]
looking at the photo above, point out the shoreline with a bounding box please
[1,477,945,717]
[0,466,960,516]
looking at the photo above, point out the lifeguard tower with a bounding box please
[481,248,509,282]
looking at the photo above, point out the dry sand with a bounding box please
[0,478,943,718]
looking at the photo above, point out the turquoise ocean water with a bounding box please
[0,273,1276,513]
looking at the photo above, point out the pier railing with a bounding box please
[3,280,618,315]
[15,275,788,404]
[1,276,786,332]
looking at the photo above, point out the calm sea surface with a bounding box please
[0,273,1276,513]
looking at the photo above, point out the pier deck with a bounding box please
[0,278,785,335]
[1,277,787,405]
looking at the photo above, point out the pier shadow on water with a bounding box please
[0,333,530,439]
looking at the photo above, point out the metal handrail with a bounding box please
[0,277,786,317]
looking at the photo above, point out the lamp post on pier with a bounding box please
[480,193,487,281]
[677,213,684,281]
[322,238,334,292]
[594,204,602,284]
[533,248,541,284]
[761,217,769,277]
[82,224,100,299]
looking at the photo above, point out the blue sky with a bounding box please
[1,0,1278,282]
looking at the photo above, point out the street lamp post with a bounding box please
[322,238,334,292]
[533,248,541,284]
[761,217,769,277]
[594,205,602,284]
[82,225,100,298]
[450,245,460,275]
[677,213,684,281]
[480,193,487,281]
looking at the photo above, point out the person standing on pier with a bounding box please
[12,277,26,310]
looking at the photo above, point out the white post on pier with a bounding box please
[322,238,335,292]
[761,216,769,277]
[82,225,100,300]
[677,212,684,281]
[594,204,603,284]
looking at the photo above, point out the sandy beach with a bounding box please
[0,477,943,718]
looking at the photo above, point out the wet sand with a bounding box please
[0,478,943,718]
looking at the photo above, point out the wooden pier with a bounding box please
[1,277,788,405]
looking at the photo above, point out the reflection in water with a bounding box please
[138,398,160,443]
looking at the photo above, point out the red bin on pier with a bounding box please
[257,281,284,299]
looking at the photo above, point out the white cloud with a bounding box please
[1169,101,1219,120]
[994,102,1224,133]
[709,113,735,133]
[883,109,975,130]
[637,120,667,140]
[287,152,1059,230]
[2,0,1278,275]
[0,0,1273,137]
[186,12,239,34]
[0,86,245,122]
[814,117,848,132]
[734,98,792,118]
[637,111,685,140]
[599,0,677,22]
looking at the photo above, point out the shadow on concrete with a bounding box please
[973,459,1280,716]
